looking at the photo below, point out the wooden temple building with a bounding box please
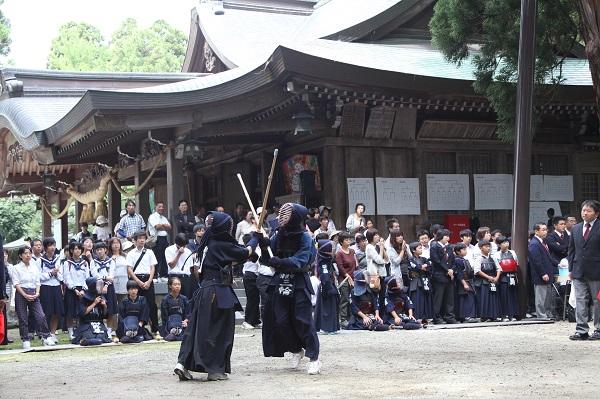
[0,0,598,246]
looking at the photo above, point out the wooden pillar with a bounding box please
[107,183,121,231]
[74,202,83,236]
[323,145,346,231]
[42,199,52,238]
[166,146,185,238]
[59,193,69,248]
[135,161,151,219]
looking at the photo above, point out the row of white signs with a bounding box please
[347,174,573,215]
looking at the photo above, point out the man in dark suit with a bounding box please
[567,200,600,340]
[546,216,570,263]
[430,228,457,324]
[528,223,557,320]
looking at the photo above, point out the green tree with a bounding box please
[0,0,10,57]
[0,197,42,243]
[430,0,583,141]
[108,18,187,72]
[47,18,187,73]
[47,22,110,71]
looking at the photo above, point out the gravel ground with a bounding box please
[1,322,598,398]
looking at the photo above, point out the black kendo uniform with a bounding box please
[117,283,152,343]
[474,255,501,320]
[72,277,111,346]
[383,277,422,330]
[260,203,320,361]
[176,212,258,379]
[408,255,434,320]
[314,240,340,333]
[160,293,189,341]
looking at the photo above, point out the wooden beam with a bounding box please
[191,120,330,137]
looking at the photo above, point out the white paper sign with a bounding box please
[529,201,561,229]
[347,178,376,215]
[530,175,544,201]
[375,178,421,215]
[473,174,513,210]
[426,174,470,210]
[543,175,574,201]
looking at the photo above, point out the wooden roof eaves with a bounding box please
[195,10,238,70]
[182,8,201,73]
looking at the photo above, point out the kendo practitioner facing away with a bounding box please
[174,212,261,382]
[260,203,322,375]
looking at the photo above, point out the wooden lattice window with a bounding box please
[582,173,600,201]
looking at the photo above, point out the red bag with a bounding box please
[499,258,518,273]
[0,310,5,344]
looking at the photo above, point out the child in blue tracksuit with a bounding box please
[160,276,190,341]
[383,276,422,330]
[346,270,388,331]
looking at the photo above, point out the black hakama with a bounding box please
[499,280,519,318]
[476,282,501,320]
[314,260,340,333]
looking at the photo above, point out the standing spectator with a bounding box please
[306,208,320,233]
[386,230,411,285]
[187,224,206,253]
[494,236,519,321]
[266,203,280,233]
[119,200,146,240]
[474,240,501,321]
[148,201,172,280]
[460,229,477,266]
[165,234,194,300]
[336,232,357,328]
[417,230,431,259]
[39,238,63,342]
[565,215,577,237]
[351,234,368,270]
[313,215,333,238]
[176,200,195,240]
[62,242,89,339]
[346,203,366,234]
[126,231,159,337]
[73,222,92,243]
[547,216,569,262]
[195,205,207,225]
[384,219,400,245]
[12,247,55,348]
[109,238,130,305]
[94,216,111,242]
[319,206,336,231]
[568,200,600,340]
[240,234,261,330]
[528,223,557,320]
[235,211,256,245]
[232,202,246,226]
[430,229,457,324]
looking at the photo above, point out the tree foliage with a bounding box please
[47,18,187,73]
[430,0,582,141]
[0,198,42,243]
[0,0,11,57]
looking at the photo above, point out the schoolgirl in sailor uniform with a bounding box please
[314,240,340,334]
[90,241,118,336]
[473,240,502,321]
[494,236,519,321]
[346,270,388,331]
[453,243,478,322]
[39,237,64,339]
[62,241,90,338]
[383,276,422,330]
[72,277,111,346]
[160,276,190,341]
[407,242,434,322]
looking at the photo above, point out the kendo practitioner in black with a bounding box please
[174,212,261,382]
[260,203,321,375]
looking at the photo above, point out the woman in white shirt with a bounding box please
[12,246,55,348]
[345,203,366,234]
[235,211,257,245]
[109,238,130,304]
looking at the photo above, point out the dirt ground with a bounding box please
[1,322,597,399]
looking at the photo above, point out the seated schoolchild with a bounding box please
[72,277,112,346]
[160,276,190,341]
[383,276,422,330]
[117,280,152,343]
[346,270,388,331]
[453,243,478,323]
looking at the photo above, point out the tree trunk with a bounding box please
[578,1,600,124]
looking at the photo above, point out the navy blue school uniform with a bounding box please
[497,251,519,319]
[62,259,90,319]
[116,295,151,342]
[314,240,341,333]
[383,277,421,330]
[160,293,190,341]
[177,212,248,375]
[408,256,434,320]
[346,271,388,331]
[454,257,477,320]
[39,253,65,319]
[474,255,501,320]
[90,257,118,317]
[261,204,320,360]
